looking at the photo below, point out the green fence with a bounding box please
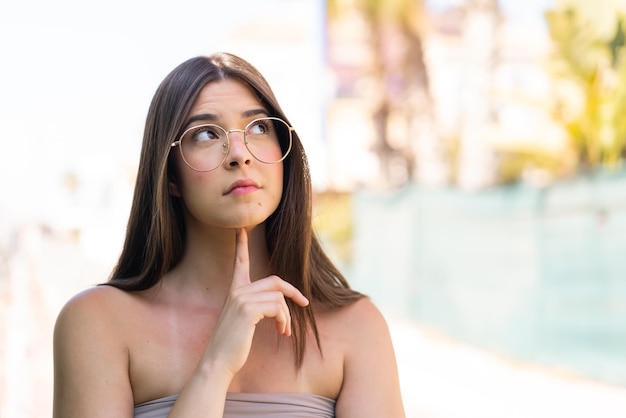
[351,170,626,386]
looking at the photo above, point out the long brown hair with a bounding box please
[106,53,363,366]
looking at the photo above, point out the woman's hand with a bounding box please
[202,228,309,378]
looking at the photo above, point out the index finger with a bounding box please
[230,228,251,290]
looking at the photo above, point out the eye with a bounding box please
[247,119,272,136]
[189,125,223,144]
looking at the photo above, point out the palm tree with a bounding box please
[546,0,626,169]
[327,0,440,188]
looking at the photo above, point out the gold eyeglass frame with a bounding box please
[170,116,294,172]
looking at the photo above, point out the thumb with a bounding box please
[231,228,251,290]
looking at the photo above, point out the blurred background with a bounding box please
[1,0,626,416]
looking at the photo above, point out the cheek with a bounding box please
[180,171,216,196]
[177,175,223,224]
[261,164,284,215]
[175,168,216,207]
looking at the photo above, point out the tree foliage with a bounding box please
[546,0,626,169]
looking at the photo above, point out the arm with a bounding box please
[53,288,134,418]
[335,299,406,418]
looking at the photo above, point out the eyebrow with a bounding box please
[184,108,269,127]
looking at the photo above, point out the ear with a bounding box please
[168,179,182,197]
[167,154,183,196]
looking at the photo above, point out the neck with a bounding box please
[164,224,272,301]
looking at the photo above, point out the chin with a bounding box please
[225,216,270,230]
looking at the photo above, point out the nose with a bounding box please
[224,129,252,168]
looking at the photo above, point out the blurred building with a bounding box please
[325,0,563,190]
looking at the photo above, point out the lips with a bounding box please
[225,178,260,195]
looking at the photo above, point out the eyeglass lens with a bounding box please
[178,117,291,172]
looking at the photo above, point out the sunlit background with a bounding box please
[2,0,626,417]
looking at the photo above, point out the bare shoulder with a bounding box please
[316,297,391,342]
[55,285,134,335]
[53,285,136,417]
[54,284,135,371]
[320,298,406,418]
[342,297,388,325]
[58,284,128,314]
[54,284,139,368]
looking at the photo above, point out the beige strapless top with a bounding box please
[134,392,336,418]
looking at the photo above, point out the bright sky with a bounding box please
[427,0,553,30]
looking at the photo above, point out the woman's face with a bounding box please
[169,78,284,231]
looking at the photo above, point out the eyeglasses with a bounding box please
[170,116,294,172]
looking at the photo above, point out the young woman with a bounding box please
[53,52,405,418]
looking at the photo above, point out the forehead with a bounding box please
[190,78,263,115]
